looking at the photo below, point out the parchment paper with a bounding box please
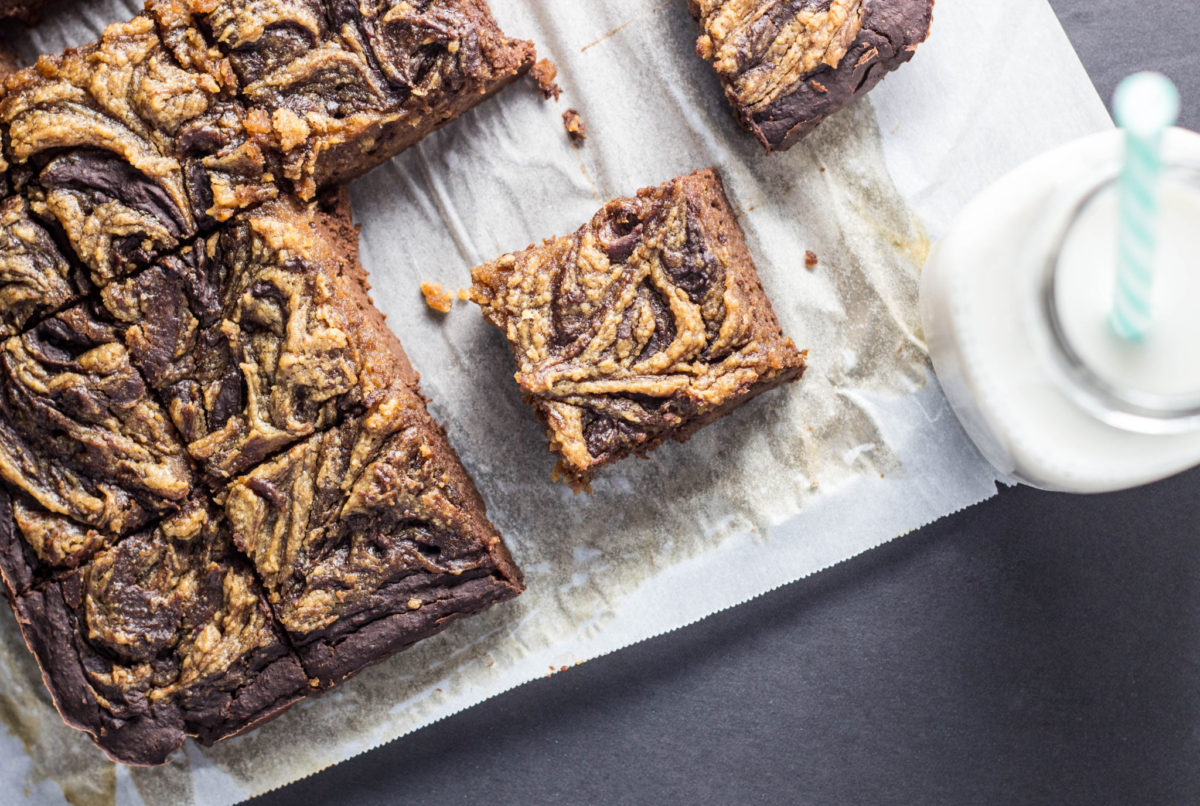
[0,1,1112,803]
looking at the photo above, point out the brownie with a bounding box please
[471,168,808,488]
[9,500,309,765]
[0,16,276,286]
[689,0,934,152]
[0,304,194,539]
[0,491,114,597]
[152,0,535,198]
[98,194,388,483]
[226,389,522,685]
[0,194,522,760]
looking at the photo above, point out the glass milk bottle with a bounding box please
[921,127,1200,493]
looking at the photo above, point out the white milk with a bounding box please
[1054,180,1200,400]
[921,128,1200,493]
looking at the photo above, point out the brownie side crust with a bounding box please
[689,0,934,152]
[471,168,808,488]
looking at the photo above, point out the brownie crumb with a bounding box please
[421,282,454,313]
[563,109,586,144]
[805,250,819,269]
[530,59,561,100]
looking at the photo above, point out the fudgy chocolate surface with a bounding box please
[227,385,522,686]
[0,304,195,539]
[471,168,808,488]
[1,16,275,286]
[0,196,87,339]
[689,0,934,152]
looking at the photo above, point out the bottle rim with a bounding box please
[1038,160,1200,434]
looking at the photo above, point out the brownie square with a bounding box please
[689,0,934,152]
[471,168,808,488]
[225,348,522,686]
[0,16,275,285]
[0,304,195,539]
[9,500,309,765]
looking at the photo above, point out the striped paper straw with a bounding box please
[1110,72,1181,341]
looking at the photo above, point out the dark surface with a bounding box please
[261,1,1200,803]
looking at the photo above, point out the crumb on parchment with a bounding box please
[530,59,561,100]
[805,250,819,269]
[563,109,586,145]
[421,282,453,313]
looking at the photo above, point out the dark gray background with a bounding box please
[256,2,1200,803]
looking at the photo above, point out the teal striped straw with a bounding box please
[1110,72,1181,341]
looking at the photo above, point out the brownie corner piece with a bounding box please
[226,381,523,686]
[690,0,935,152]
[9,501,308,765]
[470,167,808,488]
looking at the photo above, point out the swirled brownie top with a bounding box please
[471,168,808,489]
[689,0,934,151]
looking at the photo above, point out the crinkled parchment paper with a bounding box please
[0,0,1111,803]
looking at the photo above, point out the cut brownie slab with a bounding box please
[225,313,522,686]
[10,499,309,765]
[153,0,536,197]
[0,304,194,538]
[0,16,276,286]
[689,0,934,152]
[471,168,808,488]
[98,194,384,483]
